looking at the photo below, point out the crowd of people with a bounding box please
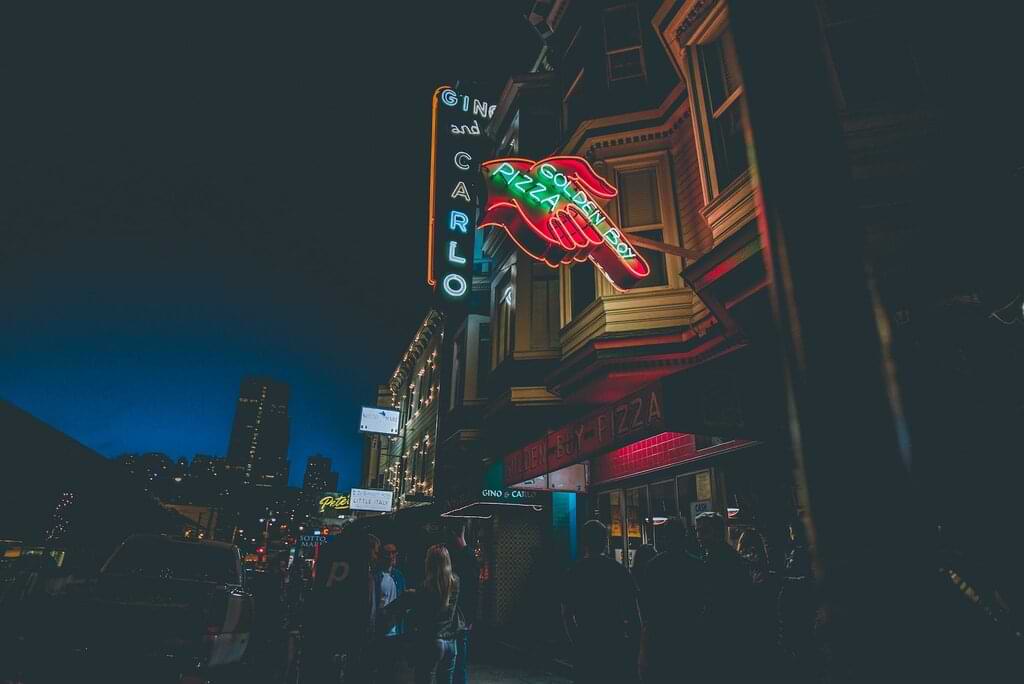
[266,519,479,684]
[248,512,816,683]
[560,512,818,684]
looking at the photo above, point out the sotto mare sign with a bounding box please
[504,383,666,486]
[427,86,493,304]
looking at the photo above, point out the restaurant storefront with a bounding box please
[503,340,793,565]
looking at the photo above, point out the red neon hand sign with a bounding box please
[480,156,651,290]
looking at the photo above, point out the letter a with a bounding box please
[449,210,469,233]
[451,181,472,203]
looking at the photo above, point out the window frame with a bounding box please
[602,3,647,84]
[681,5,753,202]
[606,153,683,293]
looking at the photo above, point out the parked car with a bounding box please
[44,534,254,681]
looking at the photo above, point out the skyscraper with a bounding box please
[225,377,291,487]
[301,454,338,518]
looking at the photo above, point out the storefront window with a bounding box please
[625,487,648,567]
[596,490,626,564]
[677,469,714,529]
[647,480,678,550]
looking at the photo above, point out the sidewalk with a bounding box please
[394,637,571,684]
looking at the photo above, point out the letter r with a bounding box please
[449,211,469,233]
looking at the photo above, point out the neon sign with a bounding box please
[427,85,493,303]
[480,156,651,291]
[319,493,351,514]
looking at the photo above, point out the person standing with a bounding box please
[638,518,709,683]
[385,545,462,684]
[374,542,403,684]
[630,544,657,592]
[561,520,642,683]
[695,512,757,675]
[444,519,478,684]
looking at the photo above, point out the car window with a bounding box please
[105,539,239,585]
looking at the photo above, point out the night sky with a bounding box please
[0,3,538,488]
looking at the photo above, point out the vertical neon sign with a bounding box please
[427,85,494,303]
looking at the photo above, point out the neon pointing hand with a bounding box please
[479,156,651,290]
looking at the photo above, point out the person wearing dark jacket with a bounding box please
[562,520,641,683]
[737,528,783,674]
[386,544,462,684]
[444,518,478,684]
[630,544,657,593]
[639,518,709,683]
[696,512,758,676]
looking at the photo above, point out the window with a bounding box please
[570,260,596,320]
[530,265,560,349]
[495,272,515,366]
[698,27,749,191]
[624,487,648,566]
[596,490,626,565]
[647,480,678,550]
[603,4,645,82]
[617,168,668,288]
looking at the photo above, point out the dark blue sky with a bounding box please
[0,3,538,488]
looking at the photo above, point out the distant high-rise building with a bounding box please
[225,377,291,487]
[301,454,339,518]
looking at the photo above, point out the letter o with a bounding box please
[440,89,458,107]
[454,151,472,170]
[553,172,568,188]
[442,273,468,298]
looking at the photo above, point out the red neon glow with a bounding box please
[480,156,651,290]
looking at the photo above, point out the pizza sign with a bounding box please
[480,156,651,290]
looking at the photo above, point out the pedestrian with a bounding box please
[561,520,641,683]
[630,543,657,591]
[695,512,758,674]
[372,541,403,684]
[778,521,818,681]
[737,528,783,672]
[300,528,378,682]
[384,544,462,684]
[638,517,709,683]
[384,542,408,596]
[444,519,478,684]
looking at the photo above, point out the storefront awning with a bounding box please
[502,344,784,486]
[440,489,548,519]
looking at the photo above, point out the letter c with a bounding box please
[440,89,458,107]
[454,151,472,170]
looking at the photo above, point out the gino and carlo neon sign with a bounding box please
[427,86,494,301]
[480,157,650,291]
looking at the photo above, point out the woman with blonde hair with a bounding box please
[385,544,462,683]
